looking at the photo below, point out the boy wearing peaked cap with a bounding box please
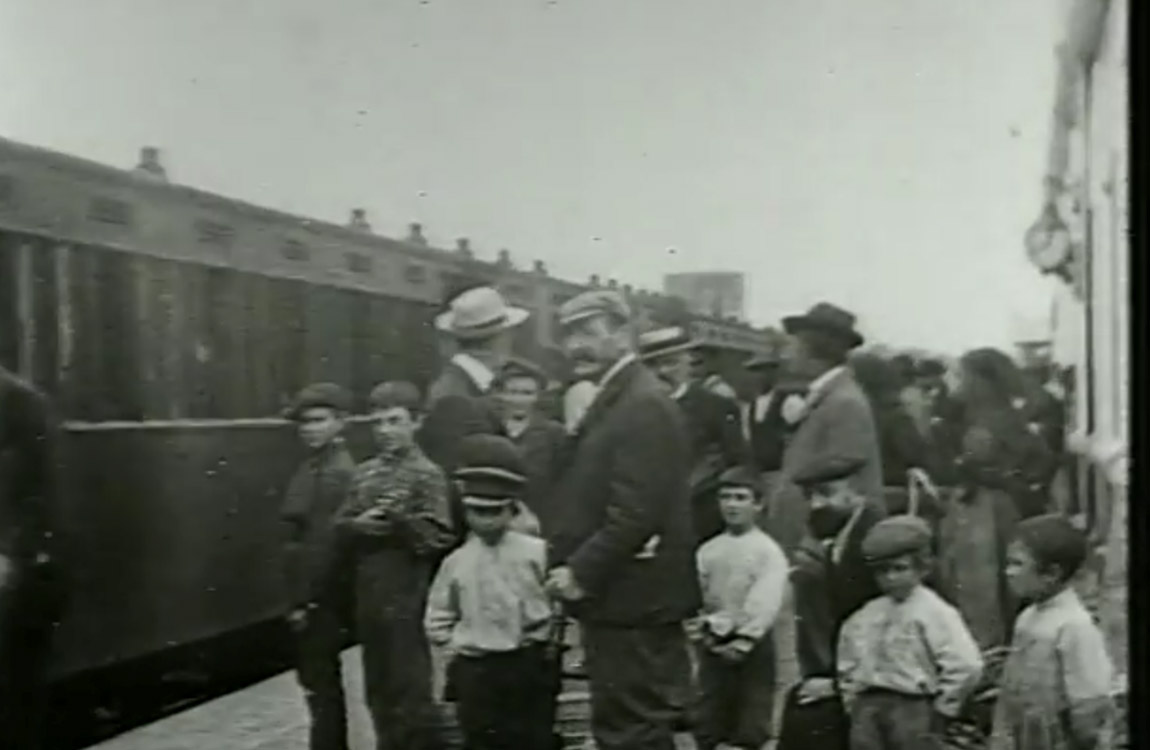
[690,465,789,750]
[424,434,560,750]
[281,382,356,750]
[837,515,983,750]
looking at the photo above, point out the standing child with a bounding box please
[991,514,1115,750]
[337,381,456,750]
[281,383,357,750]
[691,466,789,750]
[425,434,559,750]
[837,515,983,750]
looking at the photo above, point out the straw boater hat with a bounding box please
[782,302,865,350]
[743,349,782,371]
[453,434,528,507]
[435,286,529,341]
[637,325,698,361]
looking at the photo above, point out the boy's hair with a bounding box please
[367,380,423,415]
[1014,513,1088,582]
[717,465,765,500]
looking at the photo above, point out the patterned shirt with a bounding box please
[338,444,455,557]
[424,531,553,656]
[696,527,789,643]
[838,585,983,718]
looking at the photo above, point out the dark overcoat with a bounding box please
[549,360,701,627]
[675,382,750,544]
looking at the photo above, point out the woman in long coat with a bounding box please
[937,348,1058,651]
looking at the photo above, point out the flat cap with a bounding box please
[717,465,765,496]
[861,515,933,562]
[454,434,527,505]
[557,289,632,327]
[284,382,351,419]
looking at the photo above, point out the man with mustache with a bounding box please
[547,290,699,750]
[638,326,750,547]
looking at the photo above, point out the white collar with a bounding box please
[753,390,775,420]
[829,503,866,564]
[452,352,496,393]
[670,382,690,401]
[807,366,846,402]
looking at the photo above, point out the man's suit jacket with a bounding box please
[0,368,67,628]
[509,416,568,537]
[748,387,802,474]
[417,361,506,536]
[781,369,884,507]
[675,383,749,544]
[549,360,700,627]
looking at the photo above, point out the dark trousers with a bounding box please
[359,610,439,750]
[293,605,349,750]
[849,690,940,750]
[0,576,63,750]
[451,645,559,750]
[582,622,691,750]
[692,638,777,750]
[776,683,849,750]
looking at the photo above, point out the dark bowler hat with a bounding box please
[637,325,698,361]
[861,515,933,563]
[782,302,865,349]
[498,356,550,388]
[453,435,528,506]
[557,290,632,328]
[284,382,352,420]
[717,465,765,497]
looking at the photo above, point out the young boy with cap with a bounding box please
[281,382,357,750]
[837,515,983,750]
[991,513,1115,750]
[690,465,789,750]
[424,434,560,750]
[337,381,455,750]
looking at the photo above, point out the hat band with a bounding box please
[454,466,527,484]
[453,310,509,332]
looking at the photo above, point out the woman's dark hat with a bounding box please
[283,382,352,420]
[782,302,865,349]
[453,434,527,505]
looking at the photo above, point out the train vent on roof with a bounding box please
[195,219,236,248]
[281,239,311,261]
[404,263,428,284]
[87,196,134,226]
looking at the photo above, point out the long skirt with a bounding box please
[936,486,1020,651]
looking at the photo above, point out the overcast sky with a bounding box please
[0,0,1065,354]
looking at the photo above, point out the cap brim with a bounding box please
[639,341,698,361]
[460,496,515,508]
[436,306,530,339]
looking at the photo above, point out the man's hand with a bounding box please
[286,608,308,633]
[712,640,752,664]
[349,506,396,536]
[795,677,836,705]
[545,566,586,602]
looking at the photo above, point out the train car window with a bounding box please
[345,251,372,274]
[195,220,236,250]
[87,196,134,227]
[0,174,15,208]
[404,263,427,284]
[281,239,310,262]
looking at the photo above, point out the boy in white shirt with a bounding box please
[424,435,559,750]
[837,515,983,750]
[690,466,789,750]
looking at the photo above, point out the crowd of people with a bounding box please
[0,281,1119,750]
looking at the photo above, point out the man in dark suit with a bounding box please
[638,326,749,546]
[546,290,700,750]
[0,366,67,749]
[417,286,528,535]
[778,472,884,750]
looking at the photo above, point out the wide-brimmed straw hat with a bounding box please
[782,302,865,349]
[434,286,529,341]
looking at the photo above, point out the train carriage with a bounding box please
[0,136,776,711]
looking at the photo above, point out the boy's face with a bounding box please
[464,501,514,541]
[1005,539,1061,601]
[371,406,419,452]
[718,486,761,531]
[499,375,540,417]
[870,554,924,602]
[297,407,345,450]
